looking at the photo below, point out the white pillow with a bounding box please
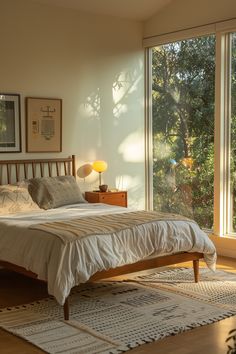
[0,184,41,214]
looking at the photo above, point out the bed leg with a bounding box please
[63,297,69,320]
[193,259,199,283]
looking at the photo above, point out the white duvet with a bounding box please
[0,203,216,305]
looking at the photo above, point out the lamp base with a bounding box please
[99,184,108,192]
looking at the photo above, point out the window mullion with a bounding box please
[214,32,231,236]
[225,34,232,235]
[144,48,153,211]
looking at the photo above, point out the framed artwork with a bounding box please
[26,97,62,152]
[0,93,21,152]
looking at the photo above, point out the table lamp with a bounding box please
[92,160,108,188]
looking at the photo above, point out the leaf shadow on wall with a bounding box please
[77,59,144,208]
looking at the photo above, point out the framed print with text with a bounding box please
[26,97,62,152]
[0,93,21,152]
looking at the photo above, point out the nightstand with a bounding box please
[84,191,127,207]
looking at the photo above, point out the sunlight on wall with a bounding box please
[112,70,143,120]
[118,131,144,163]
[113,103,128,123]
[81,88,101,119]
[115,174,145,208]
[75,61,144,208]
[116,174,141,192]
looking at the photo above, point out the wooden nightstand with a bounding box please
[84,191,127,207]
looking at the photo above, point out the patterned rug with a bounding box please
[132,267,236,310]
[0,268,236,354]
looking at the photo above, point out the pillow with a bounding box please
[28,175,86,210]
[0,184,41,215]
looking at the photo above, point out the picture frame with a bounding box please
[26,97,62,153]
[0,93,21,153]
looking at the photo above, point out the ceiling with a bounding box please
[29,0,173,21]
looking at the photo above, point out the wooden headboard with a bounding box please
[0,155,76,185]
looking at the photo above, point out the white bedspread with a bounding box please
[0,204,216,305]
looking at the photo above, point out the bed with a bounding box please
[0,155,216,320]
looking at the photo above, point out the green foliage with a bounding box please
[152,36,215,229]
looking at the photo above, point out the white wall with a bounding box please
[0,0,145,208]
[144,0,236,38]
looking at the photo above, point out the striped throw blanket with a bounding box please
[30,210,194,243]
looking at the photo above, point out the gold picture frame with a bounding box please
[26,97,62,152]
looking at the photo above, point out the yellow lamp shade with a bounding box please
[92,160,108,173]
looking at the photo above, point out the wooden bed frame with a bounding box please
[0,156,203,320]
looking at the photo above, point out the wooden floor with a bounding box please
[0,256,236,354]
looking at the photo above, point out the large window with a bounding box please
[151,35,216,230]
[146,20,236,237]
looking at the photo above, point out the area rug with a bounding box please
[0,268,236,354]
[132,267,236,310]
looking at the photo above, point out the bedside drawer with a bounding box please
[100,192,127,207]
[85,191,127,207]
